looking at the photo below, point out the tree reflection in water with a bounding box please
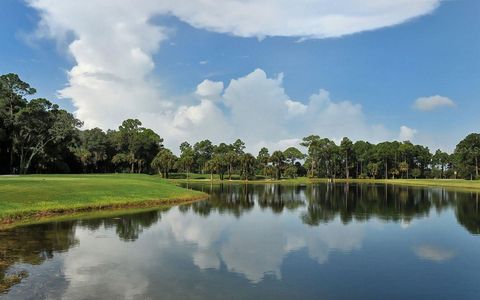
[1,183,479,294]
[76,209,167,242]
[184,183,480,234]
[0,209,168,293]
[0,222,77,293]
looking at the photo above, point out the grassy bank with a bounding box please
[0,174,207,225]
[2,174,478,226]
[170,175,480,190]
[373,178,480,190]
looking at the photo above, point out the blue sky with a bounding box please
[0,0,479,152]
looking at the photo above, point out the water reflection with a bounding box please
[77,209,167,241]
[184,183,479,234]
[0,223,77,293]
[413,244,456,262]
[456,193,480,234]
[1,183,479,299]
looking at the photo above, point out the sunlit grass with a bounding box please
[0,174,206,222]
[170,174,480,190]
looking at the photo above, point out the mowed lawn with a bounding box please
[170,174,480,190]
[0,174,206,221]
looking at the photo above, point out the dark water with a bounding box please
[1,183,480,300]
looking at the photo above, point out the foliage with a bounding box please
[151,149,177,178]
[454,133,480,179]
[412,168,422,179]
[239,153,256,180]
[0,73,477,181]
[269,150,286,180]
[177,142,195,179]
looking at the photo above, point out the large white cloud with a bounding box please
[26,0,438,151]
[159,0,441,39]
[173,69,396,152]
[28,0,172,129]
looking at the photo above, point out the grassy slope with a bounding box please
[0,174,206,223]
[171,175,480,190]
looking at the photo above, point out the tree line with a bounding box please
[1,73,479,179]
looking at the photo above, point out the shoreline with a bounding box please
[170,177,480,191]
[0,194,207,230]
[0,174,208,229]
[2,174,479,229]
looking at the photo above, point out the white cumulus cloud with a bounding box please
[195,79,224,101]
[413,95,455,111]
[159,0,441,39]
[398,125,417,141]
[25,0,438,151]
[285,100,307,116]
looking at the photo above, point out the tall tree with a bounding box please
[375,142,395,179]
[353,140,373,177]
[72,146,91,173]
[283,147,305,165]
[432,149,450,179]
[367,162,379,178]
[232,139,246,155]
[225,151,238,180]
[151,148,177,178]
[203,159,215,180]
[178,142,195,179]
[0,73,36,173]
[398,161,409,179]
[399,141,415,172]
[210,154,227,180]
[413,144,431,178]
[14,99,81,174]
[283,147,304,178]
[301,135,322,177]
[111,119,162,173]
[340,137,354,179]
[257,147,270,177]
[239,153,257,180]
[193,139,214,173]
[73,128,109,172]
[269,150,285,180]
[320,138,339,179]
[454,133,480,179]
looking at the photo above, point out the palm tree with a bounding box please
[225,151,238,180]
[211,155,227,180]
[269,151,285,180]
[239,153,256,180]
[203,160,214,180]
[180,155,194,180]
[72,147,91,173]
[151,148,176,178]
[398,161,409,179]
[112,153,135,173]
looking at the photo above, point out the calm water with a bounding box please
[1,183,480,299]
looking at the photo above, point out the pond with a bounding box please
[1,183,480,299]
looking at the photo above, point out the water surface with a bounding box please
[1,183,479,299]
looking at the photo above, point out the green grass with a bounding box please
[0,174,206,224]
[374,178,480,190]
[170,174,480,190]
[2,173,478,227]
